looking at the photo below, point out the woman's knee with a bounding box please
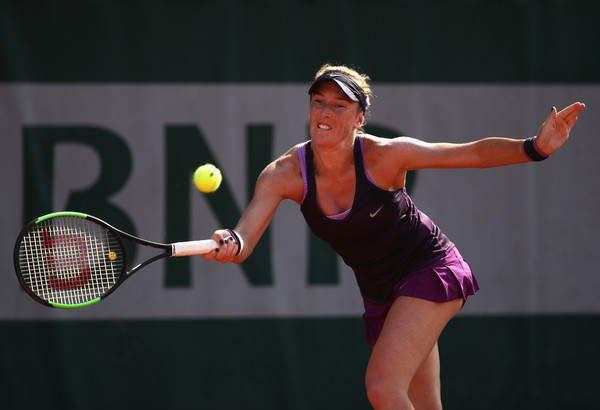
[365,368,410,409]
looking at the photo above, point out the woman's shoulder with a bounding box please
[273,144,303,171]
[256,144,305,203]
[360,133,414,148]
[359,134,415,190]
[361,134,424,160]
[361,134,399,159]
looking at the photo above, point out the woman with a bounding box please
[203,64,585,409]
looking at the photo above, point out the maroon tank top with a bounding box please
[299,136,454,303]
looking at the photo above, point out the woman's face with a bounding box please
[309,81,364,148]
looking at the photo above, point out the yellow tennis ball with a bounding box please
[194,164,222,193]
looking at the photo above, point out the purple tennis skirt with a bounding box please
[362,247,479,346]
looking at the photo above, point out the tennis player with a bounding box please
[203,64,585,409]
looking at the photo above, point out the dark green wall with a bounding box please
[2,316,598,409]
[1,0,599,83]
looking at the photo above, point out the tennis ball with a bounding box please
[194,164,222,193]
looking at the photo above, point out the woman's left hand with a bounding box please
[535,102,585,155]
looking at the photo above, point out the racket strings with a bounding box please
[18,216,124,306]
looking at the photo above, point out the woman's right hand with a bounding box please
[202,229,240,263]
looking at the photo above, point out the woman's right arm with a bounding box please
[203,146,304,264]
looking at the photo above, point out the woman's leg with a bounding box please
[364,296,462,410]
[408,342,441,409]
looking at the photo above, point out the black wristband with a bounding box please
[226,229,242,256]
[522,137,549,162]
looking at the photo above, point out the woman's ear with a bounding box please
[355,112,365,129]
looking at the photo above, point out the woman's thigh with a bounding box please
[365,297,462,391]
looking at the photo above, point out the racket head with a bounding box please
[13,212,128,308]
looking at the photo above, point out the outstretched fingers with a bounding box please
[558,102,585,127]
[536,102,585,155]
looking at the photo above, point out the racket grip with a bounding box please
[171,239,218,256]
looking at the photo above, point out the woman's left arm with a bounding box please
[391,102,585,170]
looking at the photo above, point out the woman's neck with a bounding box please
[312,134,357,177]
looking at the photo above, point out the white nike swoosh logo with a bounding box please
[370,204,384,218]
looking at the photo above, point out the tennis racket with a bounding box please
[13,211,219,309]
